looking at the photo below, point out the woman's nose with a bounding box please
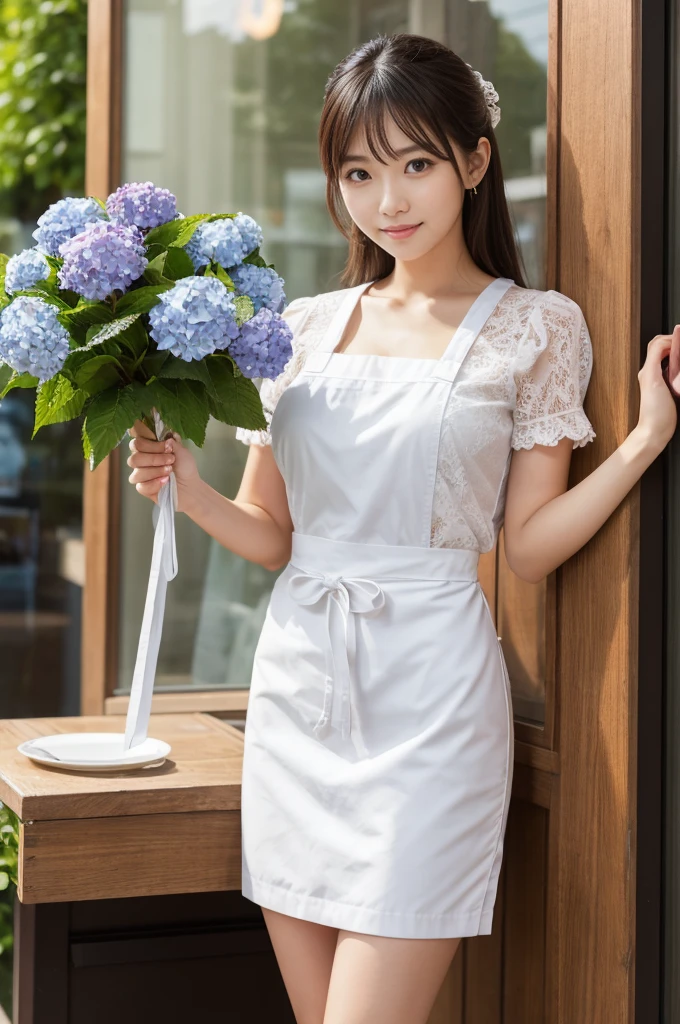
[378,183,409,218]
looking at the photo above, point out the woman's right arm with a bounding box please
[127,419,293,572]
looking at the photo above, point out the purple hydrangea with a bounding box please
[0,296,70,382]
[229,307,293,379]
[148,276,241,361]
[230,263,285,314]
[57,221,148,300]
[184,212,263,271]
[106,181,177,231]
[32,197,108,256]
[4,248,50,295]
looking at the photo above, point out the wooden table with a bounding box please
[0,714,295,1024]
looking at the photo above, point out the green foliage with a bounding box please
[0,805,18,894]
[33,372,86,435]
[0,0,88,218]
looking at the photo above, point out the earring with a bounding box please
[470,184,478,195]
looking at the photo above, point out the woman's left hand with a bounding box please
[636,325,679,450]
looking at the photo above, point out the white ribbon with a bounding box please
[123,410,179,750]
[287,569,385,757]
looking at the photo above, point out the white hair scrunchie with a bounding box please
[466,64,502,129]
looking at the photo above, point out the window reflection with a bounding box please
[0,382,83,717]
[118,0,549,696]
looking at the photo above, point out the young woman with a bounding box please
[127,33,678,1024]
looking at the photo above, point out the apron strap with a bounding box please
[303,281,375,374]
[430,277,515,383]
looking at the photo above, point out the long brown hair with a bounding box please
[318,33,527,288]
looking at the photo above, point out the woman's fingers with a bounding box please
[129,434,172,454]
[127,449,175,469]
[129,465,174,485]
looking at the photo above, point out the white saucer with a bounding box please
[18,733,171,772]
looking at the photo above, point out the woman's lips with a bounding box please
[380,223,422,239]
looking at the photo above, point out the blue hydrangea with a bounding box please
[32,196,108,256]
[229,308,293,379]
[0,296,71,382]
[106,181,177,231]
[148,276,241,361]
[184,212,264,271]
[230,264,285,314]
[4,248,50,295]
[233,213,263,258]
[57,221,148,300]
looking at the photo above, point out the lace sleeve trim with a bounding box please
[510,407,596,450]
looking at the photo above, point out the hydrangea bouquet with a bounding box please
[2,183,294,766]
[0,181,293,467]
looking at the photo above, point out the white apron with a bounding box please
[241,278,515,939]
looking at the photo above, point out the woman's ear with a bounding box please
[467,137,492,186]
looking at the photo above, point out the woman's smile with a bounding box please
[380,222,423,239]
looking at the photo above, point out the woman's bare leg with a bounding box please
[261,907,340,1024]
[322,930,461,1024]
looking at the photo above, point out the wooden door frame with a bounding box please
[81,0,123,715]
[553,0,667,1019]
[635,0,668,1017]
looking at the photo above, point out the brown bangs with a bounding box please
[325,81,457,179]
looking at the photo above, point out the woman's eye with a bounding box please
[406,158,432,173]
[345,168,370,182]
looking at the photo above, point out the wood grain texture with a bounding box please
[556,0,640,1017]
[18,809,241,904]
[0,714,243,821]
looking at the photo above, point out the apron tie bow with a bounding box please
[287,568,385,754]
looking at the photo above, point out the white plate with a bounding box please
[17,733,171,772]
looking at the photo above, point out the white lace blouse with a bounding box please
[235,283,596,553]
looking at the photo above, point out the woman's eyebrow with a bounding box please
[341,143,425,164]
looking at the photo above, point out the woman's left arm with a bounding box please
[503,327,679,584]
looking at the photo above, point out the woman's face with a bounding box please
[338,116,489,263]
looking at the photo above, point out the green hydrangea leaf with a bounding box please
[0,363,12,393]
[141,377,210,447]
[115,284,174,316]
[0,371,39,398]
[82,383,144,469]
[203,355,266,430]
[157,354,214,392]
[85,313,143,347]
[73,355,122,397]
[242,248,273,270]
[58,303,114,345]
[163,247,195,280]
[205,262,234,290]
[33,374,86,437]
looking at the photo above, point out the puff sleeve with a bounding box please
[510,290,596,450]
[234,295,316,446]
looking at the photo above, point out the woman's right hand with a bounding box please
[127,419,201,512]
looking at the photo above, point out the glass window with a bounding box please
[117,0,550,700]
